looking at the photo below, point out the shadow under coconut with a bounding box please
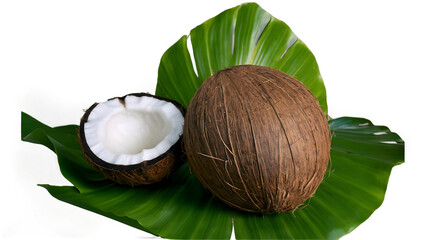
[128,162,236,211]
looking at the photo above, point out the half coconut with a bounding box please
[79,93,185,186]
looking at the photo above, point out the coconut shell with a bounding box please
[79,92,185,186]
[183,65,331,214]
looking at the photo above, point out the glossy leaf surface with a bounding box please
[156,3,328,113]
[22,112,403,239]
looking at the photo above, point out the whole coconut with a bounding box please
[183,65,331,214]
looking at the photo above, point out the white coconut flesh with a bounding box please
[83,95,184,165]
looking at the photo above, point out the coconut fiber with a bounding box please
[183,65,331,214]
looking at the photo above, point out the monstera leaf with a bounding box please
[21,2,404,240]
[21,112,403,239]
[156,3,327,113]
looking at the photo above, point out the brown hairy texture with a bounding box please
[79,92,185,186]
[183,65,331,214]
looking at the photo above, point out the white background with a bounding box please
[1,0,425,239]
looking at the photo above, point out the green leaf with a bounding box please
[156,36,199,108]
[22,112,403,239]
[233,117,403,239]
[22,113,233,239]
[21,112,109,193]
[156,2,328,113]
[38,184,154,235]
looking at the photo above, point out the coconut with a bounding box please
[183,65,331,214]
[79,93,185,186]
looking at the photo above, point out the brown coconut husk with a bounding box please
[183,65,331,214]
[79,93,185,186]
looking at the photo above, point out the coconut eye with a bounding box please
[79,93,185,186]
[183,65,331,214]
